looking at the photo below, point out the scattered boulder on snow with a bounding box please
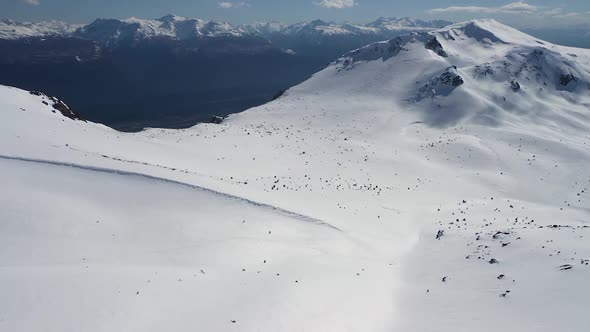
[559,264,573,271]
[493,231,510,239]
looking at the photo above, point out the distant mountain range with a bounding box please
[0,18,81,40]
[0,15,451,44]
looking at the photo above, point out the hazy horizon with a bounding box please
[3,1,590,30]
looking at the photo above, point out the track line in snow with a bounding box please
[0,154,342,232]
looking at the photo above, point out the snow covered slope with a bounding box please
[1,20,590,331]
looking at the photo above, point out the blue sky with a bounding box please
[4,0,590,28]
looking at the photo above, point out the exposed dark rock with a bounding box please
[474,64,495,77]
[510,80,521,92]
[425,37,448,57]
[559,72,576,86]
[29,90,83,121]
[559,264,573,271]
[210,115,225,124]
[493,231,510,239]
[443,68,464,87]
[51,97,82,120]
[416,66,464,101]
[272,89,287,101]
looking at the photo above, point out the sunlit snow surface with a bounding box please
[1,20,590,331]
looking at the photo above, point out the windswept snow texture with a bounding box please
[1,20,590,332]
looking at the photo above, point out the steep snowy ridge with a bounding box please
[1,20,590,332]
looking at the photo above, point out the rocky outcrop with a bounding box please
[416,66,464,101]
[425,37,448,57]
[334,33,446,71]
[210,115,225,124]
[29,90,83,120]
[559,72,576,86]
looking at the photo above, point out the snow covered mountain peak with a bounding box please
[0,16,451,44]
[73,16,246,45]
[367,16,445,31]
[240,21,286,35]
[434,19,537,46]
[157,14,189,22]
[291,19,590,128]
[0,18,80,40]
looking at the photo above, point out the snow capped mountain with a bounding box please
[0,18,80,40]
[2,19,590,332]
[0,15,450,43]
[327,19,590,127]
[74,15,247,46]
[239,21,287,36]
[366,16,452,31]
[255,17,451,38]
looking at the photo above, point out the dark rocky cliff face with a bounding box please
[29,90,84,121]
